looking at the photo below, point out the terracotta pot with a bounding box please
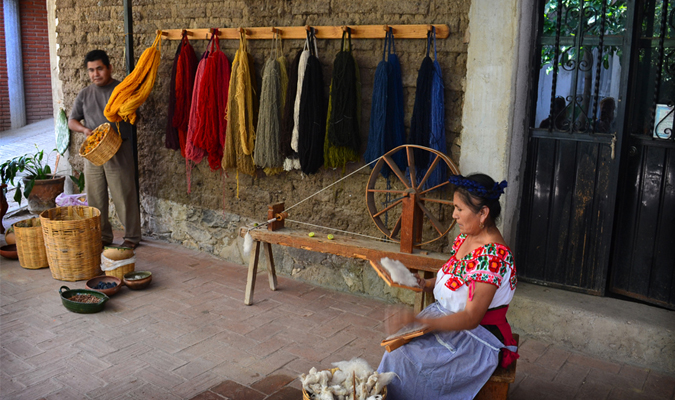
[22,175,65,215]
[0,184,7,234]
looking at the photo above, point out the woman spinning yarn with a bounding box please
[378,173,518,400]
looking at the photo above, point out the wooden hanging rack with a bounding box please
[158,24,448,40]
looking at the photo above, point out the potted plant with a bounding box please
[0,146,65,215]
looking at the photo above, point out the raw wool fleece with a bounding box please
[380,257,420,287]
[105,31,162,125]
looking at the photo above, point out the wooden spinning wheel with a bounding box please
[366,145,460,253]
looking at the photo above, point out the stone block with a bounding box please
[88,34,112,45]
[88,7,111,21]
[291,0,330,15]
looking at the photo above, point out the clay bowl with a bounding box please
[86,275,123,297]
[59,286,109,314]
[123,271,152,290]
[0,244,18,259]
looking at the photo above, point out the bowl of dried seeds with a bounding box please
[59,286,109,313]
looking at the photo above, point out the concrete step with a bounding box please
[509,282,675,375]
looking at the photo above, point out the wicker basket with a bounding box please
[13,218,49,269]
[40,206,102,281]
[78,123,122,166]
[301,368,387,400]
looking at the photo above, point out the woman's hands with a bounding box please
[416,275,434,293]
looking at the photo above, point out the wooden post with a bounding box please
[264,242,277,290]
[244,240,261,305]
[268,203,285,231]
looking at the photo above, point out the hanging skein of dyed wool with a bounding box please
[105,31,162,125]
[193,29,231,171]
[364,29,406,176]
[291,38,312,154]
[184,34,212,192]
[407,33,435,183]
[222,32,256,178]
[165,38,182,151]
[324,28,360,170]
[281,50,302,171]
[172,31,198,158]
[254,32,284,171]
[298,28,326,175]
[427,26,447,188]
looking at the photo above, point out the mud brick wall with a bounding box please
[57,0,469,303]
[0,2,9,131]
[20,0,54,123]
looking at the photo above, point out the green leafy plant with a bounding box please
[69,170,85,193]
[0,145,54,205]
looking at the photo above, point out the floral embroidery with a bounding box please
[440,234,517,290]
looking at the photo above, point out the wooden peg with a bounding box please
[305,25,311,32]
[238,27,248,35]
[342,25,349,32]
[383,24,389,32]
[157,30,168,37]
[427,24,433,32]
[270,27,278,34]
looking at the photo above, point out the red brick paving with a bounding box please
[1,235,674,399]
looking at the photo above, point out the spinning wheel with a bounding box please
[366,145,460,253]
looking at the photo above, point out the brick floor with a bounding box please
[1,235,674,399]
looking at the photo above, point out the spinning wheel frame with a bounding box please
[366,145,460,253]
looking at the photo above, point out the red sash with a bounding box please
[480,306,519,368]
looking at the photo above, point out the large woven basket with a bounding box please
[78,123,121,166]
[40,206,102,281]
[13,218,49,269]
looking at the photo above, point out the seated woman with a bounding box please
[378,173,519,400]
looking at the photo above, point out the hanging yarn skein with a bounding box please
[165,38,182,151]
[298,28,326,175]
[104,31,162,125]
[254,32,284,171]
[291,38,312,154]
[193,29,231,171]
[222,32,257,177]
[427,26,447,188]
[324,28,360,170]
[184,36,211,192]
[364,29,406,176]
[407,32,435,183]
[281,50,303,171]
[172,31,198,157]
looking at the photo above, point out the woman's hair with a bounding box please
[450,173,505,223]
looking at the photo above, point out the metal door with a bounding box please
[517,0,633,294]
[610,0,675,309]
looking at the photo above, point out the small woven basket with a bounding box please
[40,206,102,281]
[301,368,387,400]
[13,218,49,269]
[103,261,135,280]
[78,123,122,166]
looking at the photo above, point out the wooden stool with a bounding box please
[475,334,519,400]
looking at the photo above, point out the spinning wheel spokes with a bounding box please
[366,145,460,253]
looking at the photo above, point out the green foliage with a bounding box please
[0,145,55,205]
[541,0,628,72]
[69,170,85,193]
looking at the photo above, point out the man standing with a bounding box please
[68,50,141,249]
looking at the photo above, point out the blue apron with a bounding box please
[378,302,517,400]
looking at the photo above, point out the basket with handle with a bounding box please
[13,217,49,269]
[40,206,102,281]
[78,123,122,166]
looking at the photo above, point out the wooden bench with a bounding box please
[475,334,519,400]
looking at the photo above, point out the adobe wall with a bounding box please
[57,0,470,304]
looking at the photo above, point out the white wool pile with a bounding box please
[380,257,419,287]
[300,359,395,400]
[243,232,254,256]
